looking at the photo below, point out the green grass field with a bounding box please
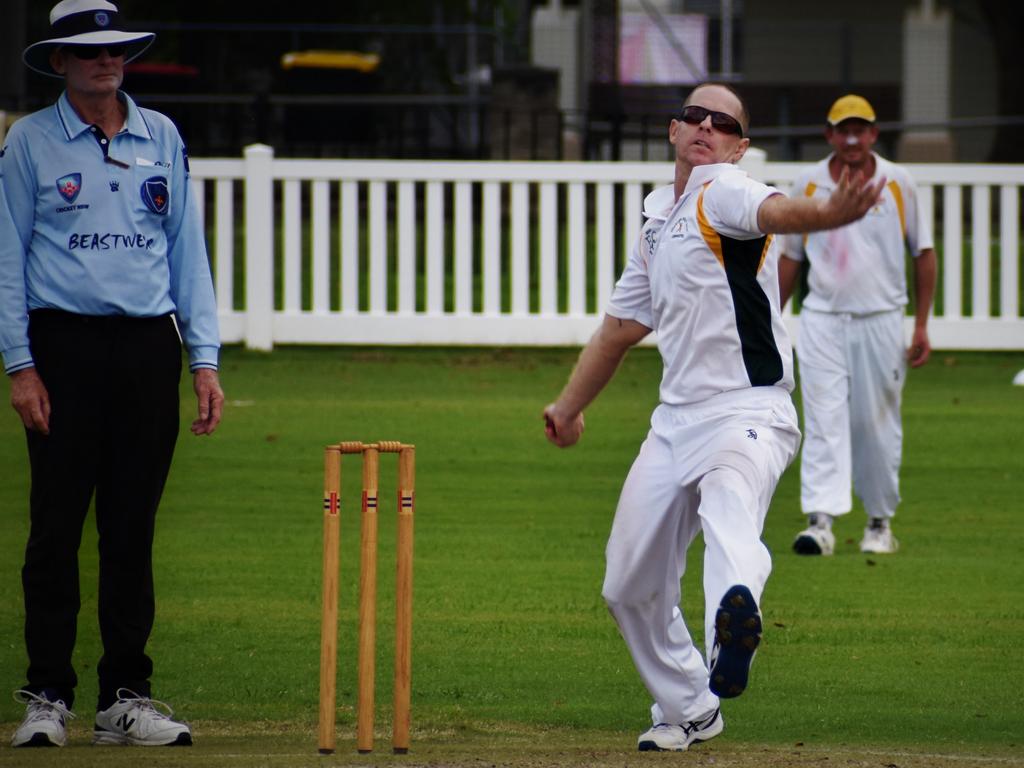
[1,347,1022,767]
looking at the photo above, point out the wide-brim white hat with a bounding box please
[23,0,155,78]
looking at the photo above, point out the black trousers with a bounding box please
[21,309,181,710]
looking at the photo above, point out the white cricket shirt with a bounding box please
[606,163,794,406]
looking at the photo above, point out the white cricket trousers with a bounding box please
[602,387,800,726]
[796,308,906,520]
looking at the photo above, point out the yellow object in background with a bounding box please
[280,50,381,72]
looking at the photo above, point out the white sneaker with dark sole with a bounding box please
[792,525,835,556]
[637,708,723,751]
[11,690,74,748]
[93,689,192,746]
[860,523,899,554]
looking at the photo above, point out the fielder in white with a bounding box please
[780,95,937,557]
[543,83,884,752]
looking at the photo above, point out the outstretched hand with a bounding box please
[826,166,886,228]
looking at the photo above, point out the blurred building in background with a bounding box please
[1,0,1020,161]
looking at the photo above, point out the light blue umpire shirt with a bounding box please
[0,90,219,375]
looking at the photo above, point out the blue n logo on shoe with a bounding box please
[57,173,82,203]
[140,176,169,214]
[116,713,136,732]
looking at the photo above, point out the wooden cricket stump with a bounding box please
[318,442,415,755]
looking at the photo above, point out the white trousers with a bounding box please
[601,388,800,725]
[796,308,906,520]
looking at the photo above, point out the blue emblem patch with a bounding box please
[57,173,82,203]
[95,11,110,27]
[140,176,169,214]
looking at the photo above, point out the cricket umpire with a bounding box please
[1,0,223,748]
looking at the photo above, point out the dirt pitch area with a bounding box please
[0,722,1019,768]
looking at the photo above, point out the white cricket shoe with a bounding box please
[860,521,899,554]
[11,690,74,747]
[792,524,835,556]
[93,689,192,746]
[637,708,723,751]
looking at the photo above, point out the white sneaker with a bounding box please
[860,521,899,554]
[11,690,74,747]
[93,689,192,746]
[637,708,723,751]
[793,517,835,555]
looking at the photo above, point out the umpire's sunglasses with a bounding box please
[66,45,127,59]
[679,105,744,138]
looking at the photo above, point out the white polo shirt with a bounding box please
[781,152,933,313]
[607,163,794,406]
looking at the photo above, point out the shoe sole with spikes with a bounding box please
[709,584,762,698]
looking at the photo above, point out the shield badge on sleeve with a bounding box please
[140,176,169,214]
[56,173,82,203]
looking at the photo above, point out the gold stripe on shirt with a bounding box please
[887,179,906,237]
[802,182,817,248]
[697,183,725,267]
[758,233,774,273]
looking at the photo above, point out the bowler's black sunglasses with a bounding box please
[679,105,744,138]
[66,45,126,59]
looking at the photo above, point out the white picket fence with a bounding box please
[189,144,1024,351]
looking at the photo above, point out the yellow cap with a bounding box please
[827,94,876,125]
